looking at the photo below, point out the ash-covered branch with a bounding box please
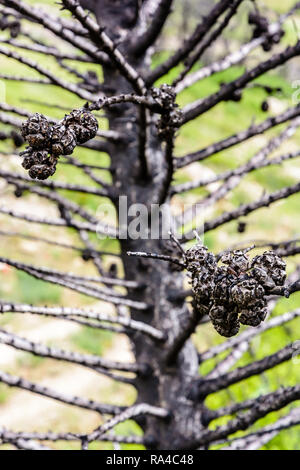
[199,308,300,362]
[2,0,110,64]
[174,5,299,94]
[0,169,110,197]
[86,403,170,442]
[173,118,300,195]
[0,303,165,341]
[0,256,149,310]
[173,0,244,88]
[0,45,97,101]
[0,38,95,63]
[0,428,145,446]
[0,327,141,373]
[0,370,124,415]
[183,181,300,240]
[0,205,98,232]
[222,407,300,450]
[205,341,249,380]
[186,385,300,449]
[62,0,146,93]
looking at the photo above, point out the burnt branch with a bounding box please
[173,0,244,88]
[0,369,124,415]
[193,343,300,400]
[183,181,300,240]
[130,0,173,56]
[186,385,300,449]
[62,0,146,93]
[146,0,237,85]
[222,408,300,450]
[182,41,300,124]
[176,104,300,168]
[86,404,170,442]
[200,308,300,362]
[0,327,142,374]
[0,256,149,309]
[2,0,110,64]
[0,45,96,101]
[173,120,300,195]
[0,428,145,445]
[174,6,298,94]
[0,302,165,341]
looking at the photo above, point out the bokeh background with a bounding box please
[0,0,299,450]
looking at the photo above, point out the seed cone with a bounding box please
[185,244,286,337]
[22,149,57,180]
[21,108,99,180]
[64,110,98,144]
[21,113,52,150]
[50,125,77,156]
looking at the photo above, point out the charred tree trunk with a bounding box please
[102,24,201,447]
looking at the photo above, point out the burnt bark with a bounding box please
[102,50,202,448]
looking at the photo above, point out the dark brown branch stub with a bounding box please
[186,385,300,449]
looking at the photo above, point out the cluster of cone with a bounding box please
[21,110,98,180]
[185,244,286,337]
